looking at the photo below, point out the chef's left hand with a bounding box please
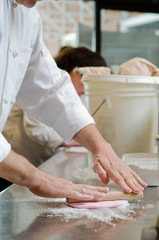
[73,124,147,193]
[92,143,147,193]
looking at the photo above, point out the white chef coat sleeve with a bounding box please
[16,10,95,143]
[0,133,11,162]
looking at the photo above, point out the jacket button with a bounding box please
[12,2,18,8]
[3,98,8,104]
[13,51,18,58]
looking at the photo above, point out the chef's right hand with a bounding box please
[0,150,108,200]
[29,169,109,200]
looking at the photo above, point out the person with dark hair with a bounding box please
[55,46,107,73]
[0,0,146,198]
[55,46,107,96]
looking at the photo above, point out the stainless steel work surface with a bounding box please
[0,150,159,240]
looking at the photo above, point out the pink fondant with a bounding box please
[66,200,128,209]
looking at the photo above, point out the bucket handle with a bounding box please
[92,99,106,117]
[91,96,112,117]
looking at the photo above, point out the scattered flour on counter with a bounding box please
[40,200,144,226]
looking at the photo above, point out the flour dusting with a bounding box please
[40,200,144,226]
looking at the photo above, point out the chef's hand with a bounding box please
[0,150,109,200]
[29,170,109,200]
[73,124,147,193]
[92,143,147,193]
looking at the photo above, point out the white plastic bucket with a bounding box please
[82,74,159,157]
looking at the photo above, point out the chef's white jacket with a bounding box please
[0,0,94,162]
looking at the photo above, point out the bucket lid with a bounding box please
[82,74,159,85]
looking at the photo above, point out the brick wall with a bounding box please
[36,1,141,56]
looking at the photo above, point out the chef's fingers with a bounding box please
[130,170,147,188]
[107,170,133,193]
[72,184,109,201]
[93,160,110,185]
[121,174,144,193]
[119,167,146,192]
[108,165,146,193]
[117,162,147,192]
[99,153,146,192]
[93,158,133,192]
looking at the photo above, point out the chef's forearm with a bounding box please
[0,150,38,188]
[73,124,110,154]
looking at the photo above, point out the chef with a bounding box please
[0,0,146,200]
